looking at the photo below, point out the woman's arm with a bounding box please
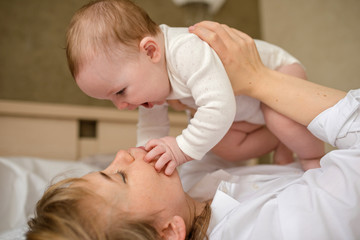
[189,21,346,126]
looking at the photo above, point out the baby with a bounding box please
[66,0,324,175]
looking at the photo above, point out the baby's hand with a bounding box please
[144,136,192,175]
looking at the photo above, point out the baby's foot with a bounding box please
[273,142,294,165]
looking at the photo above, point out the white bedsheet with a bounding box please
[0,153,304,240]
[0,153,298,239]
[0,156,100,239]
[0,153,259,239]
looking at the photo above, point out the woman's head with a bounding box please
[26,176,162,240]
[66,0,161,78]
[27,147,211,240]
[82,147,190,230]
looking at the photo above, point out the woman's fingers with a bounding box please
[190,21,250,43]
[189,21,253,67]
[196,21,233,41]
[229,26,252,42]
[190,21,265,95]
[189,22,227,56]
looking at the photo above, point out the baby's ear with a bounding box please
[160,215,186,240]
[139,36,161,62]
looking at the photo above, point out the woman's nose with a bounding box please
[104,150,134,172]
[115,150,134,164]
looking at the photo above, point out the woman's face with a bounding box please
[82,147,187,220]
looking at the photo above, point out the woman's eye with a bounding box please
[116,170,127,183]
[116,88,126,95]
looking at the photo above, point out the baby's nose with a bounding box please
[126,104,139,110]
[114,102,128,110]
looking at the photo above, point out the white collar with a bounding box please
[207,181,240,234]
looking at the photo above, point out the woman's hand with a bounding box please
[189,21,268,96]
[190,21,346,126]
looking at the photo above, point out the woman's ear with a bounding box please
[139,36,161,63]
[160,216,186,240]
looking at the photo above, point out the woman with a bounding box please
[27,22,359,240]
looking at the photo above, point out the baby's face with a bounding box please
[76,51,170,110]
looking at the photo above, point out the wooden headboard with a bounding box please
[0,100,187,161]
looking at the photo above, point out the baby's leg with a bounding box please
[211,121,286,162]
[262,104,324,169]
[264,63,325,170]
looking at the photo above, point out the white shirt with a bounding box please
[137,24,300,160]
[181,89,360,240]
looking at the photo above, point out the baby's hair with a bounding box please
[26,176,211,240]
[66,0,160,78]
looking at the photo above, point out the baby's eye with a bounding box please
[116,88,126,95]
[116,170,127,183]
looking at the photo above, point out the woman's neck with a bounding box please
[185,194,210,229]
[184,194,212,239]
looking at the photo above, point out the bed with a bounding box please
[0,156,102,239]
[0,99,189,239]
[0,99,260,239]
[0,153,302,239]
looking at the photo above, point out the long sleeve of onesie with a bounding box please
[137,25,301,160]
[138,26,236,160]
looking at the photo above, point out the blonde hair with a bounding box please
[27,177,211,240]
[66,0,161,78]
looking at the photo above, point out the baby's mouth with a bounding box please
[141,102,154,108]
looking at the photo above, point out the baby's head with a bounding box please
[66,0,171,111]
[27,148,211,240]
[66,0,160,78]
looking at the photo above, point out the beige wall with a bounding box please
[259,0,360,91]
[0,0,260,106]
[2,1,358,104]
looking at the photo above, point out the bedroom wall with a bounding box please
[259,0,360,92]
[259,0,360,153]
[1,1,358,105]
[0,0,260,107]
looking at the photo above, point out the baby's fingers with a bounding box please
[144,144,165,162]
[164,161,178,176]
[154,154,172,172]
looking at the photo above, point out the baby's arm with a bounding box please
[138,104,192,175]
[137,104,192,175]
[143,29,237,175]
[137,104,170,147]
